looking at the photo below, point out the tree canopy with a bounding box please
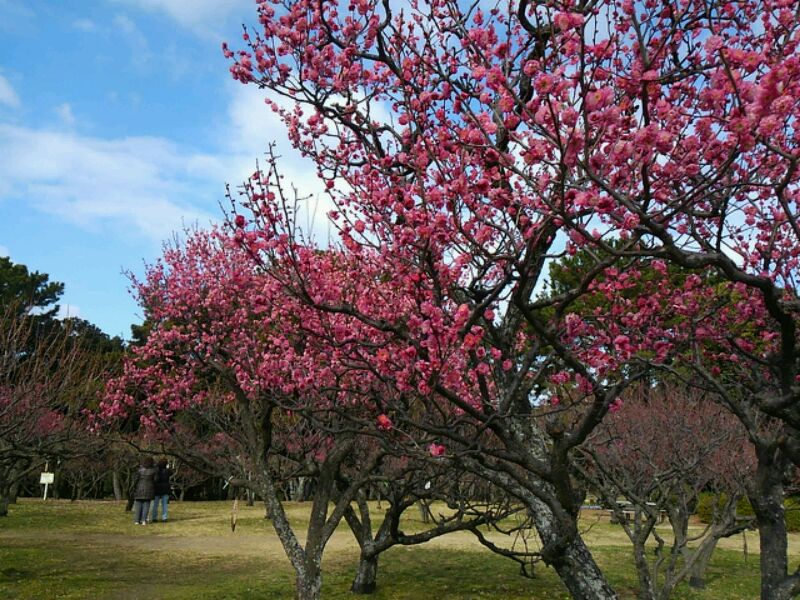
[0,257,64,319]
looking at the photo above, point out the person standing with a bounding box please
[132,456,157,525]
[150,458,172,522]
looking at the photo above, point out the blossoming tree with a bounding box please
[223,1,800,597]
[102,229,528,598]
[102,230,389,599]
[579,385,755,599]
[0,303,99,516]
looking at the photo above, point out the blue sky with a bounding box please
[0,0,327,338]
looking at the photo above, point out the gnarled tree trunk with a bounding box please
[112,468,123,501]
[294,561,322,600]
[0,472,11,517]
[750,443,799,600]
[529,497,618,600]
[8,479,18,504]
[687,538,718,589]
[417,500,431,524]
[350,550,379,594]
[0,489,9,517]
[630,531,657,600]
[550,533,619,599]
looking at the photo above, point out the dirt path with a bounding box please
[1,501,797,560]
[3,516,797,559]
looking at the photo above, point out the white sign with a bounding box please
[40,472,54,484]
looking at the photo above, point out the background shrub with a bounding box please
[696,493,798,532]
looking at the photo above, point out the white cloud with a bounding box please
[221,83,336,243]
[113,14,151,67]
[111,0,251,38]
[56,304,81,320]
[218,84,401,245]
[55,103,76,126]
[0,74,20,108]
[0,82,341,249]
[72,17,97,32]
[0,245,8,257]
[0,124,221,242]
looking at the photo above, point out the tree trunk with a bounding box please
[630,538,656,600]
[687,536,719,589]
[477,442,617,600]
[290,477,307,502]
[0,475,10,516]
[9,480,18,504]
[350,551,379,594]
[530,500,618,599]
[752,484,793,600]
[294,565,322,600]
[112,469,123,501]
[750,443,799,600]
[0,482,9,517]
[417,500,431,524]
[550,534,619,599]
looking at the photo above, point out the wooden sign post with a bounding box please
[40,462,55,501]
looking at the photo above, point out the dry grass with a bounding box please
[0,499,796,599]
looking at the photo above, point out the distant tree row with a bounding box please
[0,256,125,515]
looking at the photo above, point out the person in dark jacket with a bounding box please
[150,458,173,522]
[132,456,157,525]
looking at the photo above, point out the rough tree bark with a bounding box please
[0,477,9,517]
[0,466,13,517]
[631,538,657,600]
[749,442,800,600]
[527,496,618,600]
[112,468,122,501]
[467,417,619,600]
[687,539,718,590]
[547,531,619,600]
[350,549,379,595]
[417,500,432,525]
[294,561,322,600]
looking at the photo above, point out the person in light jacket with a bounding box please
[150,458,173,522]
[132,456,157,525]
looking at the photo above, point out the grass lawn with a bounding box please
[0,499,796,599]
